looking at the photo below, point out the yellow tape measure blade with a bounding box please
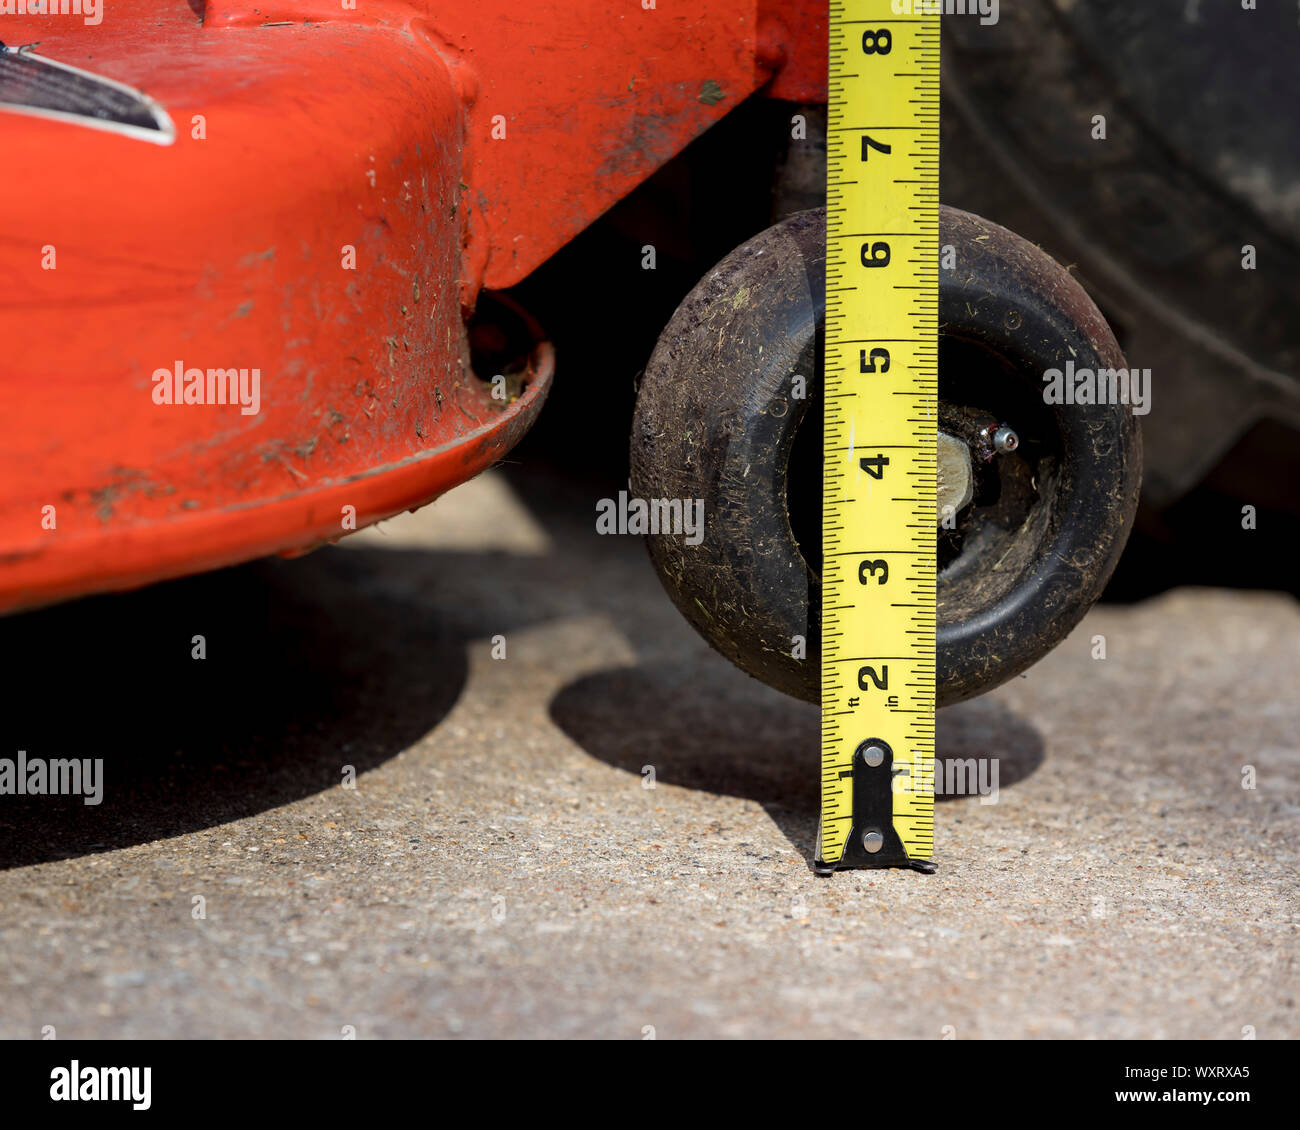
[819,2,939,874]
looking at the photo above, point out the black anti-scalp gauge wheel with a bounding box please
[629,206,1142,707]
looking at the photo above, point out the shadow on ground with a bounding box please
[0,480,644,870]
[550,660,1045,860]
[0,492,688,871]
[0,549,478,870]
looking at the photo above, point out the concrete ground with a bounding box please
[0,466,1296,1039]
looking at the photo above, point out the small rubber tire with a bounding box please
[629,206,1142,707]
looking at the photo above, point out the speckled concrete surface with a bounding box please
[0,467,1296,1039]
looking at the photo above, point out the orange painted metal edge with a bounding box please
[0,346,553,614]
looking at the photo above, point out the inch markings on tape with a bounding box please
[817,2,939,876]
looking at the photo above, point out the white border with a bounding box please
[0,46,176,146]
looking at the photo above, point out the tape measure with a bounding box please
[817,2,939,875]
